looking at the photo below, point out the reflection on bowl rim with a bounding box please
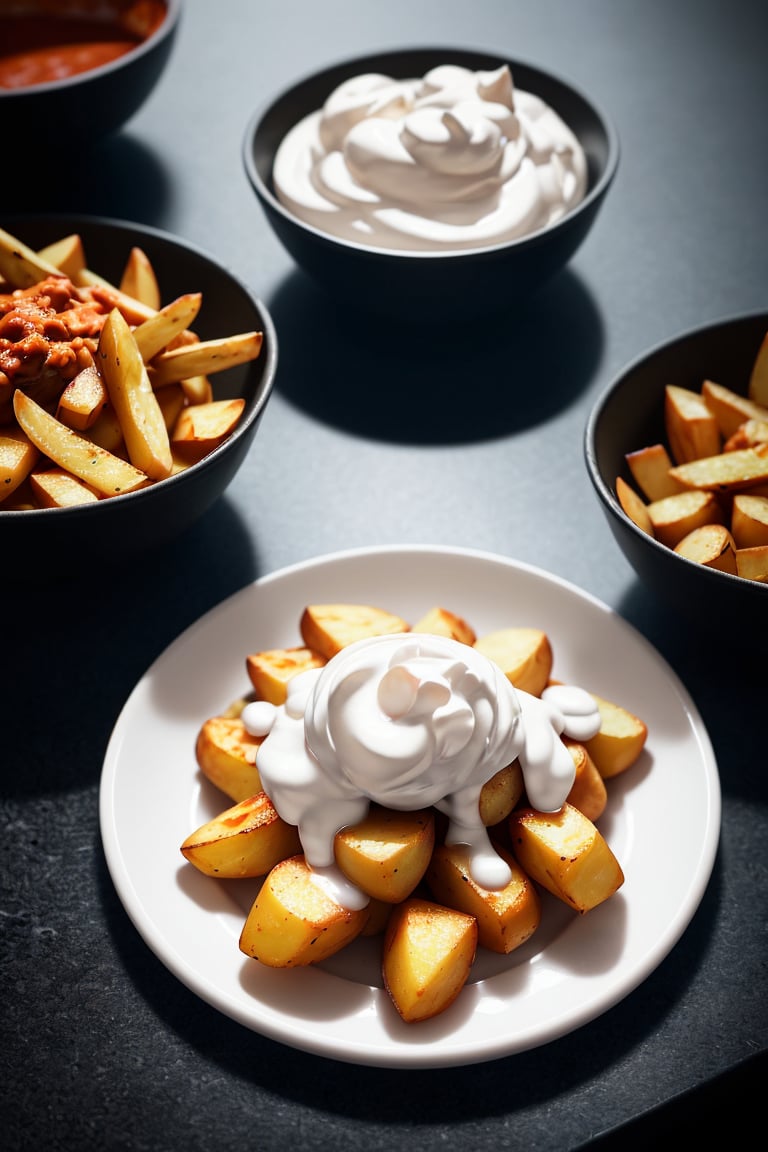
[0,0,183,97]
[585,307,768,596]
[243,46,620,261]
[0,212,278,522]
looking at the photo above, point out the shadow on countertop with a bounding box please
[267,265,604,445]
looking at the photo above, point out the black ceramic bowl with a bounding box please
[585,312,768,624]
[0,0,182,149]
[243,47,619,320]
[0,214,277,568]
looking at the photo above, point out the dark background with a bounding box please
[2,1,766,1148]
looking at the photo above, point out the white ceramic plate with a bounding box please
[99,546,720,1068]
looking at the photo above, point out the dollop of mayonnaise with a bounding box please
[242,632,601,909]
[272,63,588,252]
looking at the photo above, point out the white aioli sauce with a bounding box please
[242,633,601,910]
[272,63,588,252]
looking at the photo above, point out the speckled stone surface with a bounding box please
[2,2,767,1148]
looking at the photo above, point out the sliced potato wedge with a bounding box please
[97,307,172,481]
[665,384,721,464]
[300,603,410,658]
[510,803,624,913]
[382,897,477,1022]
[239,854,368,968]
[674,523,738,573]
[13,390,149,497]
[472,627,552,697]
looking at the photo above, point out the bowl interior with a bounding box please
[586,311,768,607]
[247,47,618,247]
[0,214,277,558]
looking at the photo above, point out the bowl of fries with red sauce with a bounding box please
[0,214,277,570]
[0,1,182,150]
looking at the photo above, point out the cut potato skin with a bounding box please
[180,791,301,878]
[246,645,326,705]
[195,715,263,802]
[412,605,477,645]
[647,489,725,549]
[426,842,540,954]
[382,897,478,1022]
[472,627,552,697]
[674,523,738,573]
[300,603,410,658]
[510,803,624,913]
[665,384,722,464]
[583,694,648,779]
[478,761,524,826]
[564,739,608,822]
[239,854,368,967]
[334,805,435,903]
[616,474,654,536]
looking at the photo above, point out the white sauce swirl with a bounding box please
[272,64,588,252]
[242,632,601,909]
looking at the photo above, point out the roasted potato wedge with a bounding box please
[382,897,478,1022]
[246,645,326,705]
[239,854,368,967]
[334,805,435,903]
[426,842,540,955]
[300,603,410,658]
[180,792,301,879]
[195,715,263,802]
[583,694,648,779]
[510,803,624,913]
[472,627,552,697]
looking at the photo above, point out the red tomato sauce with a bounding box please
[0,3,167,89]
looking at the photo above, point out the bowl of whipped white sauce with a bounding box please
[243,48,619,319]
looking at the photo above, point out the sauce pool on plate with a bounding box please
[0,2,167,89]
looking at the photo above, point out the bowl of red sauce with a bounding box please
[0,1,181,149]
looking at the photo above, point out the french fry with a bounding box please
[669,447,768,493]
[97,308,172,481]
[170,398,245,461]
[119,246,161,310]
[674,523,738,574]
[616,474,654,536]
[701,378,768,439]
[0,429,40,503]
[665,384,721,464]
[731,493,768,548]
[646,489,725,549]
[735,545,768,582]
[56,365,108,431]
[13,390,149,497]
[748,332,768,408]
[37,234,87,280]
[149,331,263,388]
[29,468,101,508]
[132,293,202,362]
[0,226,64,287]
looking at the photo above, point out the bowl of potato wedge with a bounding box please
[0,215,277,570]
[585,311,768,624]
